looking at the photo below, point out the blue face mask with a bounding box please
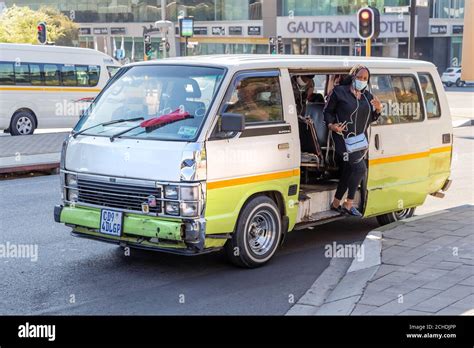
[354,79,367,91]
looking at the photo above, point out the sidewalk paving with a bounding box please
[288,205,474,316]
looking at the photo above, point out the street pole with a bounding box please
[366,39,371,57]
[409,0,416,59]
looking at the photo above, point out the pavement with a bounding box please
[287,205,474,315]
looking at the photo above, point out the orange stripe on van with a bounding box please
[369,146,452,166]
[207,169,300,190]
[0,87,101,92]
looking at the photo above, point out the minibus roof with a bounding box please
[125,54,435,71]
[0,43,117,60]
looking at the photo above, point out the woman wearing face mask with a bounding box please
[323,65,382,217]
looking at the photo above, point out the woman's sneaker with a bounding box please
[342,205,363,217]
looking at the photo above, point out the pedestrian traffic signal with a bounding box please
[277,36,284,54]
[357,7,380,40]
[269,37,276,55]
[144,34,152,59]
[37,22,47,44]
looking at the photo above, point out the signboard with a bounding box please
[430,25,447,35]
[452,25,463,35]
[248,26,261,36]
[229,26,243,35]
[212,26,225,36]
[193,26,208,35]
[384,6,409,13]
[93,28,108,35]
[277,15,413,38]
[79,28,91,35]
[111,27,126,35]
[180,17,194,37]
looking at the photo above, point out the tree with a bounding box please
[0,5,78,46]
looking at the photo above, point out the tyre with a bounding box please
[225,195,282,268]
[376,208,416,226]
[456,78,465,87]
[444,82,452,87]
[10,110,36,136]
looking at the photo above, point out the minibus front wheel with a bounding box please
[10,110,36,136]
[225,195,282,268]
[376,208,415,226]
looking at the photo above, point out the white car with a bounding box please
[441,67,472,87]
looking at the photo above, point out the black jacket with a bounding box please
[323,84,381,154]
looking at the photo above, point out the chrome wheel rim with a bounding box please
[16,116,33,135]
[394,209,411,220]
[247,211,276,256]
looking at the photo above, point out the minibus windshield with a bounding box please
[74,65,225,141]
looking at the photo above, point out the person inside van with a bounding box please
[419,75,438,118]
[292,74,315,116]
[224,79,270,122]
[323,65,382,217]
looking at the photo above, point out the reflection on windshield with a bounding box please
[74,65,225,141]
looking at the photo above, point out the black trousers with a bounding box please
[334,150,367,201]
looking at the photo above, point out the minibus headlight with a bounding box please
[181,186,199,201]
[67,189,78,202]
[181,202,199,217]
[164,185,179,199]
[66,174,78,187]
[165,201,180,216]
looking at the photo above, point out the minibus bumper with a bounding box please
[54,204,223,255]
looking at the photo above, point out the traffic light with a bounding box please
[357,7,380,40]
[144,34,152,59]
[37,22,47,44]
[269,37,276,55]
[277,36,284,54]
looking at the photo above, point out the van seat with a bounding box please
[306,102,328,147]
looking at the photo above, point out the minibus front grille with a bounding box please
[76,178,162,214]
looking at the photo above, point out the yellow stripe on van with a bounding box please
[369,146,452,166]
[207,169,300,190]
[0,87,101,92]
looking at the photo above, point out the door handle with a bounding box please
[374,134,380,150]
[278,143,290,150]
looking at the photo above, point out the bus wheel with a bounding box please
[11,111,36,136]
[376,208,415,226]
[225,196,282,268]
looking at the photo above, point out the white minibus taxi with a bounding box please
[0,43,120,135]
[54,55,452,268]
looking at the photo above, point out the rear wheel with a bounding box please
[376,208,416,226]
[444,82,452,87]
[456,78,465,87]
[10,110,36,136]
[225,196,282,268]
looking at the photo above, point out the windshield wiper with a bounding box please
[72,117,144,138]
[109,112,193,142]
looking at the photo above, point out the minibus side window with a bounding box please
[76,65,89,86]
[14,63,30,85]
[222,75,283,125]
[370,74,423,125]
[61,64,77,86]
[29,64,43,85]
[0,62,14,85]
[44,64,61,86]
[418,73,441,119]
[88,66,100,86]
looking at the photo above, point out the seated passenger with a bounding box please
[291,74,315,116]
[224,80,270,122]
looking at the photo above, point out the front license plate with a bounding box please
[99,209,123,237]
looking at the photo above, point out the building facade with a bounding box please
[1,0,467,73]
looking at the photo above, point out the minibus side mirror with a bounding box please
[220,113,245,132]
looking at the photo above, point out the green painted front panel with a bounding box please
[365,157,430,217]
[205,175,300,234]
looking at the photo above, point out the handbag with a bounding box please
[344,133,368,153]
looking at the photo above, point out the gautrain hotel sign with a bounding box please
[278,15,413,38]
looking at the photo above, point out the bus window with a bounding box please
[76,65,89,86]
[44,64,60,86]
[14,63,30,84]
[418,73,441,119]
[0,62,14,85]
[61,64,77,86]
[88,65,100,86]
[29,64,43,85]
[107,66,120,78]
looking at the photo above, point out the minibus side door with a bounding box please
[364,72,430,217]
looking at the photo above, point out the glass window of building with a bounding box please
[430,0,465,18]
[280,0,409,16]
[175,0,262,21]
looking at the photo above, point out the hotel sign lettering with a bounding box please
[278,15,413,38]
